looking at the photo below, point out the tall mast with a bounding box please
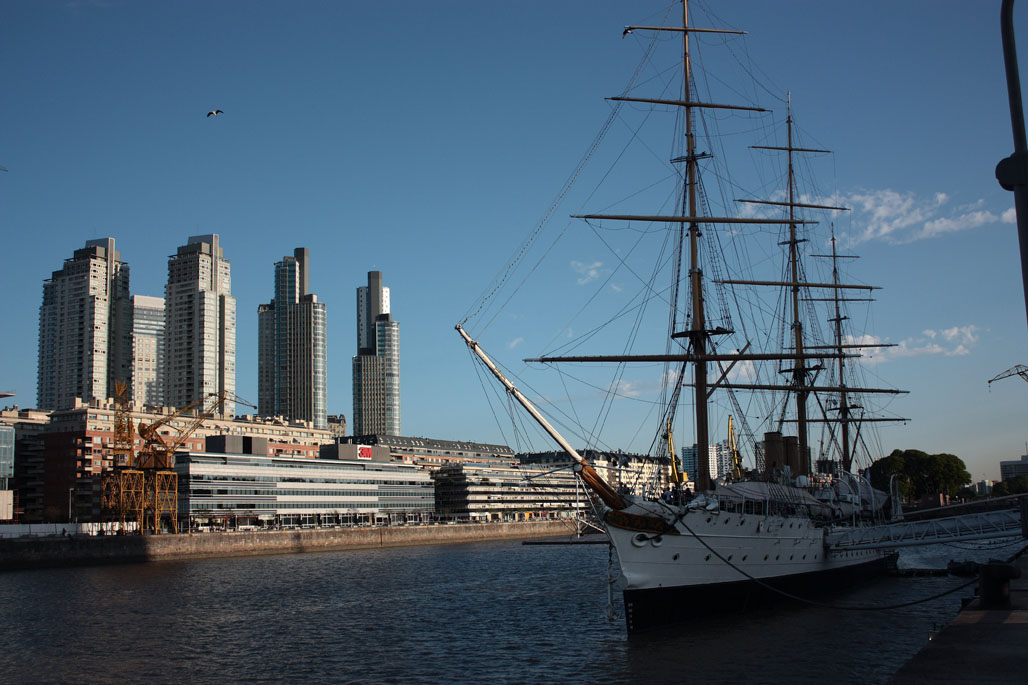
[682,0,712,492]
[828,232,851,469]
[785,98,810,472]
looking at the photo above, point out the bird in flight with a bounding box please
[207,109,224,118]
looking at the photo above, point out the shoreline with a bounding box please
[0,520,580,571]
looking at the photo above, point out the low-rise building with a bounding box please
[177,436,434,529]
[519,449,667,498]
[431,461,585,522]
[343,434,514,468]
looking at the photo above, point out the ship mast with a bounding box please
[681,0,712,492]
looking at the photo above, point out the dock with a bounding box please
[889,551,1028,684]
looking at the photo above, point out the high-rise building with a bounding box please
[130,295,165,407]
[353,271,400,436]
[164,235,236,416]
[37,238,131,410]
[257,248,327,429]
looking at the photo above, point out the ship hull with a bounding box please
[603,506,893,633]
[622,551,893,633]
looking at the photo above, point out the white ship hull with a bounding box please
[602,501,892,632]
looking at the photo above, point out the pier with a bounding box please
[889,550,1028,683]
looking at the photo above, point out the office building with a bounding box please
[164,235,236,417]
[37,238,131,410]
[257,248,327,429]
[353,271,400,435]
[177,438,433,529]
[1000,454,1028,481]
[130,295,165,407]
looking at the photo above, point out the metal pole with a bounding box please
[996,0,1028,332]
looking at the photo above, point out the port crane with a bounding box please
[988,365,1028,385]
[103,390,254,534]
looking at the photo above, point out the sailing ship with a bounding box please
[457,1,907,633]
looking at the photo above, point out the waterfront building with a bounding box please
[257,248,327,429]
[520,450,666,498]
[37,238,131,411]
[342,434,512,468]
[177,438,434,529]
[3,398,333,523]
[0,407,51,522]
[0,424,13,521]
[1000,454,1028,481]
[130,295,165,407]
[431,462,584,522]
[164,235,236,417]
[352,271,400,436]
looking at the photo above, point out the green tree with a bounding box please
[993,475,1028,496]
[867,449,971,500]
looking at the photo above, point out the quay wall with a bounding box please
[0,521,574,571]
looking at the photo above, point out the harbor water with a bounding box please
[0,536,1022,684]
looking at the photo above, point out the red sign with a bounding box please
[357,446,373,461]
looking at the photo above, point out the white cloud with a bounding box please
[832,189,1008,245]
[570,260,605,285]
[846,325,979,364]
[1002,207,1017,223]
[507,337,524,350]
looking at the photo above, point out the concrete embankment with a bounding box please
[889,551,1028,684]
[0,521,575,571]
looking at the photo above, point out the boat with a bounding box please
[456,1,907,633]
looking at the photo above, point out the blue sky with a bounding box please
[1,1,1025,482]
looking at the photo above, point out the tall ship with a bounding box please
[457,1,908,633]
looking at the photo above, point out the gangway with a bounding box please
[826,501,1026,551]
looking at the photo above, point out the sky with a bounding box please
[1,1,1026,482]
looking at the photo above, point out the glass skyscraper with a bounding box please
[257,248,327,429]
[353,271,400,436]
[130,294,165,407]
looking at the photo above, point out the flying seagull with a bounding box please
[207,109,224,118]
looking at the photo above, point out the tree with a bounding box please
[867,449,971,500]
[993,475,1028,496]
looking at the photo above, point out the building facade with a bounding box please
[38,238,131,411]
[431,462,585,521]
[177,443,434,529]
[164,235,236,417]
[257,248,327,429]
[131,295,165,407]
[1000,454,1028,481]
[352,271,400,435]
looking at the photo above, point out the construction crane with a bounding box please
[136,391,228,469]
[104,391,255,534]
[988,365,1028,385]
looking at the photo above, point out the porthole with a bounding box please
[705,554,711,561]
[727,555,733,561]
[790,555,794,560]
[724,518,730,525]
[776,554,780,560]
[802,554,806,559]
[673,553,680,561]
[742,555,747,561]
[764,555,768,561]
[706,517,712,524]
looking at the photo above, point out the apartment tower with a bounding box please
[37,238,131,410]
[130,295,166,408]
[257,248,327,428]
[352,271,400,436]
[164,235,236,416]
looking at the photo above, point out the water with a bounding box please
[0,536,1022,684]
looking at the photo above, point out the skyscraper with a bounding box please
[164,235,236,416]
[37,238,131,410]
[257,248,327,429]
[130,295,165,408]
[352,271,400,436]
